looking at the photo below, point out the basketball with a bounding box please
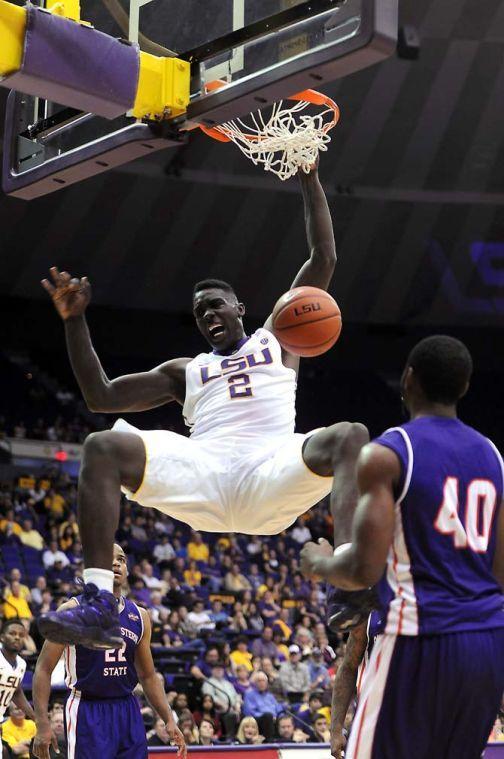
[271,286,342,357]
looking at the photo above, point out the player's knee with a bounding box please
[82,430,121,464]
[332,422,369,464]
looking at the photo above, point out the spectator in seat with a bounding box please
[1,703,36,758]
[272,608,293,641]
[177,710,199,745]
[202,663,240,739]
[230,636,253,672]
[8,570,30,601]
[42,540,69,569]
[193,694,222,739]
[298,692,331,727]
[234,664,252,697]
[246,564,264,592]
[258,590,281,624]
[309,713,331,743]
[43,489,66,518]
[275,714,310,744]
[224,563,252,593]
[148,717,174,747]
[247,602,264,633]
[58,511,79,539]
[236,716,264,745]
[273,631,289,662]
[153,534,176,565]
[183,560,202,588]
[19,519,44,550]
[243,672,283,742]
[198,718,216,746]
[187,532,210,563]
[278,645,311,697]
[290,517,312,545]
[186,600,214,633]
[251,627,277,660]
[140,560,162,591]
[46,558,74,589]
[260,657,285,701]
[308,648,331,691]
[30,576,47,607]
[0,508,22,537]
[49,708,67,755]
[208,600,229,628]
[3,581,33,621]
[191,646,220,680]
[59,525,75,552]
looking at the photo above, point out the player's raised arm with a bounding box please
[42,267,190,413]
[291,161,336,291]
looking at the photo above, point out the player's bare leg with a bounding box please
[78,430,145,570]
[38,430,145,650]
[303,421,369,542]
[303,422,376,630]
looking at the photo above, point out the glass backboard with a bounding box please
[2,0,398,198]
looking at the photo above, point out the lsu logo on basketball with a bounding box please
[200,348,273,385]
[294,302,322,316]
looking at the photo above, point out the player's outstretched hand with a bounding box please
[33,722,59,758]
[41,266,91,321]
[331,729,346,758]
[166,721,187,758]
[300,537,333,580]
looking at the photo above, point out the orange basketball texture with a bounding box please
[271,286,342,357]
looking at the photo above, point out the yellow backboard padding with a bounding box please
[132,53,190,121]
[46,0,81,23]
[0,0,26,76]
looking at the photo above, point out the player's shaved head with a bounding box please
[404,335,473,406]
[193,278,237,300]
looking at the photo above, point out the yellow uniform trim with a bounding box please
[0,0,26,77]
[132,53,190,121]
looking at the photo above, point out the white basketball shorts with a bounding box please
[112,419,333,534]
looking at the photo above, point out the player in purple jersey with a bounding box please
[301,335,504,759]
[32,544,186,759]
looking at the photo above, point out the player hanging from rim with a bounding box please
[32,543,186,759]
[0,619,39,748]
[301,335,504,759]
[38,159,370,650]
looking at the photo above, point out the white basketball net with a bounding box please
[210,99,336,181]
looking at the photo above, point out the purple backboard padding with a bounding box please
[3,6,139,118]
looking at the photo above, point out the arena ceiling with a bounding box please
[0,0,503,327]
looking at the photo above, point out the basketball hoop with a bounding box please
[199,88,340,181]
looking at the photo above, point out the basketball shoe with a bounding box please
[37,583,122,650]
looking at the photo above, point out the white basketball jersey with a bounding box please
[0,648,26,719]
[183,328,296,443]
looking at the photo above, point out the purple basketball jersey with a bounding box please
[373,417,504,636]
[65,597,143,698]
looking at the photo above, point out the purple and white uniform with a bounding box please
[347,417,504,759]
[64,596,147,759]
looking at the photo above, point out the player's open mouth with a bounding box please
[209,324,225,339]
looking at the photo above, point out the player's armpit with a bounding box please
[94,357,191,413]
[492,498,504,591]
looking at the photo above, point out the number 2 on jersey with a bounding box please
[434,477,497,552]
[228,373,252,399]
